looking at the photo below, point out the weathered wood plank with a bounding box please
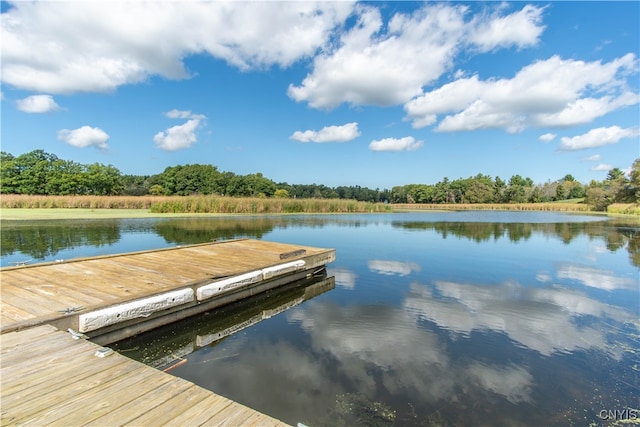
[2,358,142,425]
[25,364,163,426]
[0,305,39,328]
[162,392,235,426]
[0,328,88,367]
[0,324,57,352]
[123,383,212,425]
[1,353,126,410]
[0,281,61,317]
[84,376,194,426]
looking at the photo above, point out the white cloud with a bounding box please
[369,136,423,152]
[290,122,360,143]
[405,54,639,132]
[591,163,614,172]
[164,109,205,120]
[539,133,556,143]
[288,4,465,109]
[57,126,109,150]
[584,154,601,161]
[289,4,545,109]
[154,109,207,151]
[1,1,354,93]
[468,4,546,52]
[153,119,201,151]
[535,92,640,127]
[16,94,61,113]
[558,126,640,151]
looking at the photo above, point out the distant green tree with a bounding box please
[45,159,86,195]
[390,186,407,203]
[274,189,289,198]
[585,185,609,211]
[121,175,151,195]
[149,184,164,196]
[246,173,277,197]
[433,178,452,203]
[555,183,566,201]
[12,150,60,194]
[464,174,496,203]
[494,176,507,202]
[84,163,123,195]
[504,175,533,203]
[529,186,543,203]
[567,182,586,199]
[1,152,18,194]
[629,159,640,202]
[607,168,625,181]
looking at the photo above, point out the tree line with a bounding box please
[1,150,638,210]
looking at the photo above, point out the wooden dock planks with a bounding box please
[0,325,289,426]
[0,239,334,426]
[0,239,334,334]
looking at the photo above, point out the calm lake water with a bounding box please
[2,212,639,426]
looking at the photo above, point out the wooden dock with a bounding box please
[1,325,290,426]
[0,239,336,426]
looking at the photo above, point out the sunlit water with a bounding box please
[2,212,638,426]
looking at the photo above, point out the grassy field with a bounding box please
[1,195,638,220]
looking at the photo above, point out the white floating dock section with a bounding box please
[197,270,264,301]
[197,260,306,301]
[77,258,312,334]
[79,289,195,333]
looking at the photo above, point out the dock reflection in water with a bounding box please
[112,274,335,371]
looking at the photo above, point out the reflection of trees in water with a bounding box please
[3,215,638,267]
[0,216,345,260]
[1,220,122,259]
[153,216,383,244]
[393,219,640,267]
[154,217,277,243]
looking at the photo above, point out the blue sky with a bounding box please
[1,1,638,190]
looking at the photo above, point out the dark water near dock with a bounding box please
[2,212,639,426]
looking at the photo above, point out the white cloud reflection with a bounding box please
[288,302,534,404]
[328,267,357,289]
[368,259,421,276]
[556,264,638,291]
[404,279,634,357]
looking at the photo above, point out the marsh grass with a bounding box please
[608,203,640,215]
[0,194,164,209]
[392,202,592,212]
[0,194,392,214]
[5,195,636,215]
